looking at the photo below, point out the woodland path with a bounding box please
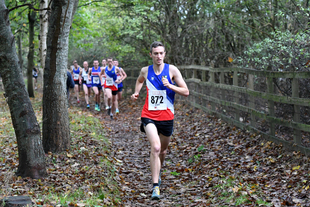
[70,91,310,207]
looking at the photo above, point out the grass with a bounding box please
[0,90,121,206]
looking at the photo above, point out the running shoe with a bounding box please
[95,104,98,111]
[105,106,109,110]
[110,114,113,120]
[107,107,111,116]
[151,186,160,200]
[87,104,90,109]
[115,108,119,114]
[97,106,101,112]
[77,99,80,103]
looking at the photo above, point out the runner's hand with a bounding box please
[162,76,170,88]
[131,93,139,101]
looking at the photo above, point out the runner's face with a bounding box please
[150,46,165,66]
[108,59,113,67]
[83,62,88,69]
[93,61,99,68]
[113,61,118,66]
[73,62,78,67]
[102,60,106,65]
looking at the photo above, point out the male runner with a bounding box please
[72,60,80,103]
[131,41,189,200]
[88,60,102,111]
[114,60,127,114]
[32,67,38,90]
[101,59,109,111]
[100,57,122,119]
[79,61,92,108]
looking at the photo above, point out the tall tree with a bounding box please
[39,0,48,72]
[27,8,36,97]
[43,0,78,153]
[0,0,46,178]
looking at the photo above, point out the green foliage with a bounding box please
[236,31,310,71]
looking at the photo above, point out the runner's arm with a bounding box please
[163,65,189,97]
[88,68,92,81]
[131,67,147,100]
[79,70,82,84]
[115,67,123,84]
[120,68,127,81]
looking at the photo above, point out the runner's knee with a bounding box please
[151,144,161,155]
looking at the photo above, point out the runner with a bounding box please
[114,60,127,114]
[32,67,38,90]
[88,60,102,111]
[79,61,92,109]
[131,41,189,200]
[72,60,80,103]
[101,59,109,111]
[100,57,122,119]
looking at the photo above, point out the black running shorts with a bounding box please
[140,117,174,137]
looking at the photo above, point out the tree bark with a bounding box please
[43,0,78,153]
[17,34,23,71]
[39,0,49,72]
[27,9,36,97]
[0,0,47,178]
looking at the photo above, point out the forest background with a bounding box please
[1,0,310,206]
[8,0,310,72]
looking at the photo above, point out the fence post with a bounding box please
[220,71,226,114]
[233,70,240,121]
[209,71,215,111]
[201,70,206,82]
[292,78,301,145]
[248,74,256,127]
[266,77,275,136]
[193,69,197,79]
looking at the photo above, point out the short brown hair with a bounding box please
[150,41,165,53]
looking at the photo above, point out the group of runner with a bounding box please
[70,57,127,119]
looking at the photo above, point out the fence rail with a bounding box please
[123,65,310,155]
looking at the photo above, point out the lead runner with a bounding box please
[131,41,189,200]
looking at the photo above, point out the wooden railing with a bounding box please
[123,66,310,155]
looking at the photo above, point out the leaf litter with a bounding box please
[0,90,310,206]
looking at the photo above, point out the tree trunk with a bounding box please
[43,0,78,153]
[17,34,23,71]
[0,0,47,179]
[39,0,48,73]
[27,9,36,97]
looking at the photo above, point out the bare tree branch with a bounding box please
[9,3,50,12]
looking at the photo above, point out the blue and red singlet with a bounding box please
[72,67,80,81]
[104,66,118,91]
[91,66,101,87]
[141,64,175,121]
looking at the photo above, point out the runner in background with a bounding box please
[32,67,38,90]
[79,61,92,109]
[113,60,127,114]
[101,59,109,111]
[72,60,80,103]
[101,57,122,119]
[88,60,102,111]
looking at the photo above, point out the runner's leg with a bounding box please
[159,134,171,167]
[83,84,89,104]
[144,124,161,184]
[74,84,79,102]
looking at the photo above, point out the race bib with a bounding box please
[93,77,100,84]
[84,75,91,84]
[73,73,79,80]
[106,78,113,86]
[148,90,167,110]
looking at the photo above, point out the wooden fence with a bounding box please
[122,65,310,155]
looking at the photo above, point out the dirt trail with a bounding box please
[70,93,310,206]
